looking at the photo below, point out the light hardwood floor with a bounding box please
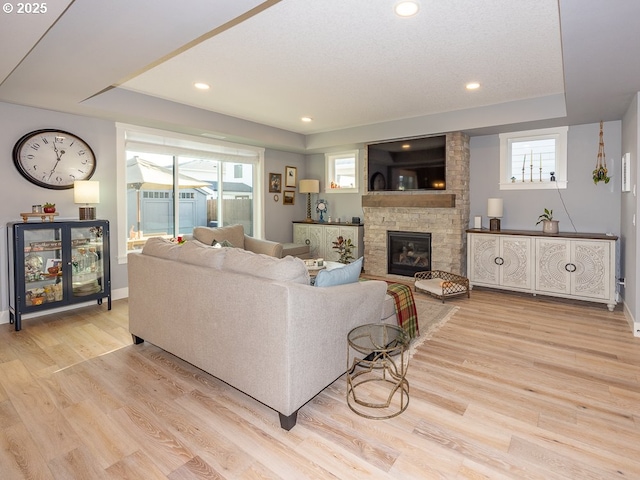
[1,289,639,479]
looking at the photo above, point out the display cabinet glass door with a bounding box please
[23,226,65,307]
[71,225,105,298]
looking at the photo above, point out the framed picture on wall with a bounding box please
[269,172,282,193]
[283,190,295,205]
[285,166,297,188]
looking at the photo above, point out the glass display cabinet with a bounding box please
[7,220,111,331]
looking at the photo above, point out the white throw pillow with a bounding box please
[315,257,363,287]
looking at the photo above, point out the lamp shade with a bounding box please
[487,198,503,218]
[74,181,100,204]
[299,179,320,194]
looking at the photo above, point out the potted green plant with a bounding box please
[43,202,56,213]
[332,236,354,264]
[536,208,559,234]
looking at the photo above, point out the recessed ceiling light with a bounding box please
[194,82,210,90]
[301,116,313,123]
[402,144,411,149]
[466,82,481,90]
[395,1,419,17]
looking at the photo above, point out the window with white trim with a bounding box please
[116,124,265,263]
[499,126,568,190]
[325,150,359,193]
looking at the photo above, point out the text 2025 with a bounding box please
[17,3,47,13]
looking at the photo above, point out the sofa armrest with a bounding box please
[244,235,283,257]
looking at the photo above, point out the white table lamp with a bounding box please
[74,180,100,220]
[487,198,503,231]
[299,179,320,222]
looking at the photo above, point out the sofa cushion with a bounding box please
[222,248,309,285]
[141,237,183,260]
[177,239,226,269]
[315,257,363,287]
[193,224,245,249]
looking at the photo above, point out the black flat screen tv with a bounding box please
[367,135,446,191]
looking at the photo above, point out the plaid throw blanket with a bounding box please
[386,282,419,339]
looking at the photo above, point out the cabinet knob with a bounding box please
[565,263,577,272]
[494,257,504,266]
[305,239,311,245]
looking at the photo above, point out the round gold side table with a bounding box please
[346,323,410,419]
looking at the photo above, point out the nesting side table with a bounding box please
[346,323,410,419]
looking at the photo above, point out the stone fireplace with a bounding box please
[362,132,470,277]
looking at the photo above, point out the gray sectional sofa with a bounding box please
[127,236,388,429]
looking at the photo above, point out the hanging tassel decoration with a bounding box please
[593,120,610,184]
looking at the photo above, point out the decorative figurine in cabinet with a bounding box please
[7,220,111,331]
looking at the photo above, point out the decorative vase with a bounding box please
[541,220,559,234]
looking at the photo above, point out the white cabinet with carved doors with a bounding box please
[467,232,533,291]
[535,237,615,309]
[467,229,617,311]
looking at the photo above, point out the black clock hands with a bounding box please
[49,142,66,180]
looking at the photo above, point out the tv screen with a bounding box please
[367,135,446,191]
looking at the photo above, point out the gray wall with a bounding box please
[263,149,306,243]
[622,94,639,325]
[469,121,621,234]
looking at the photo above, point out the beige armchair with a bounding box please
[191,224,283,258]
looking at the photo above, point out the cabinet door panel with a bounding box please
[308,225,325,258]
[500,237,531,289]
[322,226,340,261]
[469,235,499,285]
[535,238,571,294]
[293,224,308,245]
[572,240,609,299]
[23,226,65,307]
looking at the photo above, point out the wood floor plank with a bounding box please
[62,399,139,469]
[47,446,110,480]
[0,422,55,479]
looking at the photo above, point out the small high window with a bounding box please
[499,126,568,190]
[325,150,359,193]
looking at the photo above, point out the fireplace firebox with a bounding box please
[387,231,431,277]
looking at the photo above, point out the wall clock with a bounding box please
[13,129,96,190]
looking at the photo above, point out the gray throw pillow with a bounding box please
[212,239,234,248]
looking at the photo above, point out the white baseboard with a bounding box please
[621,300,639,336]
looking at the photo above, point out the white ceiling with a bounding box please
[1,0,639,152]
